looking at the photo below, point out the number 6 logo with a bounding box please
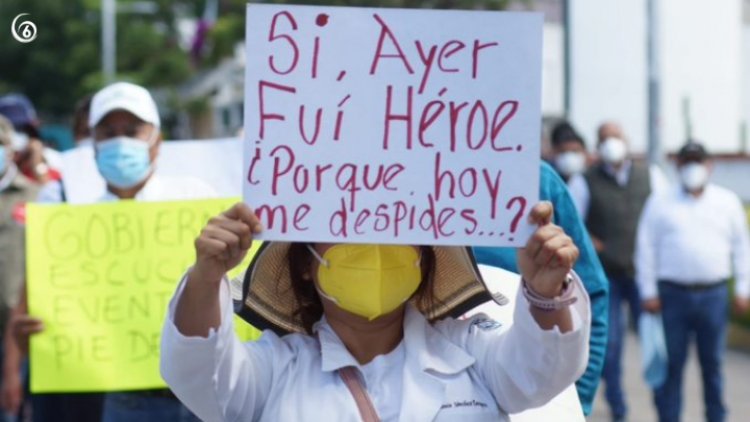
[11,13,38,43]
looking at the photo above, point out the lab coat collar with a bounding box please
[314,316,360,372]
[403,305,476,374]
[401,305,475,422]
[313,305,475,375]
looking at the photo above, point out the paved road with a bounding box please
[589,332,750,422]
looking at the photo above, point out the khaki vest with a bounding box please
[0,172,39,331]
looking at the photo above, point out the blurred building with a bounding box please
[513,0,749,158]
[174,44,245,139]
[743,0,750,153]
[525,0,750,202]
[175,0,750,160]
[566,0,746,156]
[687,157,750,202]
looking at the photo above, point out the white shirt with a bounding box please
[36,179,64,203]
[0,163,19,192]
[99,174,216,202]
[569,160,670,219]
[635,184,750,300]
[160,270,590,422]
[566,174,588,217]
[359,341,404,421]
[37,173,216,204]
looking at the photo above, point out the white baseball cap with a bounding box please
[88,82,161,129]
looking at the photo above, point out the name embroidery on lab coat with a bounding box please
[469,318,502,333]
[440,400,490,410]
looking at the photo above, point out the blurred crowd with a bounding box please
[546,120,749,422]
[0,81,748,422]
[0,85,204,422]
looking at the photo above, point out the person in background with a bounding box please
[36,95,93,204]
[4,82,213,422]
[567,121,668,422]
[71,95,94,147]
[0,116,39,422]
[548,121,589,216]
[550,121,588,182]
[0,94,62,185]
[636,142,749,422]
[1,95,104,422]
[474,160,608,416]
[3,288,106,422]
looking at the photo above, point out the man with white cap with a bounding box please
[3,82,209,422]
[89,82,214,201]
[91,82,211,421]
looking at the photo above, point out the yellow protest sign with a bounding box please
[26,198,261,393]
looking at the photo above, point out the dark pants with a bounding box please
[102,392,201,422]
[654,282,727,422]
[21,359,104,422]
[601,275,641,419]
[30,393,104,422]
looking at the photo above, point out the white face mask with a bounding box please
[599,137,627,164]
[554,151,586,177]
[679,163,709,192]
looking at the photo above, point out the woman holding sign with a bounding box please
[161,201,589,421]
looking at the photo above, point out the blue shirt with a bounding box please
[473,161,608,416]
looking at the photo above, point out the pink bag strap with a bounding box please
[338,366,381,422]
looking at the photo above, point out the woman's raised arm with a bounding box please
[174,202,262,337]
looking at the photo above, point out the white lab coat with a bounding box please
[467,265,587,421]
[160,271,590,421]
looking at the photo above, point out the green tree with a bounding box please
[0,0,200,119]
[0,0,521,122]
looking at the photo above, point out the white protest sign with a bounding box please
[60,138,243,203]
[243,5,542,246]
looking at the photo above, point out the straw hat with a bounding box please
[235,242,505,335]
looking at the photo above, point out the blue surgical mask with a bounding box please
[95,136,154,189]
[0,145,7,175]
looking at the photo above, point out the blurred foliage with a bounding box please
[205,12,244,66]
[202,0,518,66]
[0,0,519,120]
[733,287,750,329]
[737,207,750,329]
[0,0,203,118]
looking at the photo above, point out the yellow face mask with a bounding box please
[307,244,422,321]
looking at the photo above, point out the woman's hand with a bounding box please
[518,202,579,298]
[191,202,262,286]
[176,203,261,337]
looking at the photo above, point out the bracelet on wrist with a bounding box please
[522,274,578,311]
